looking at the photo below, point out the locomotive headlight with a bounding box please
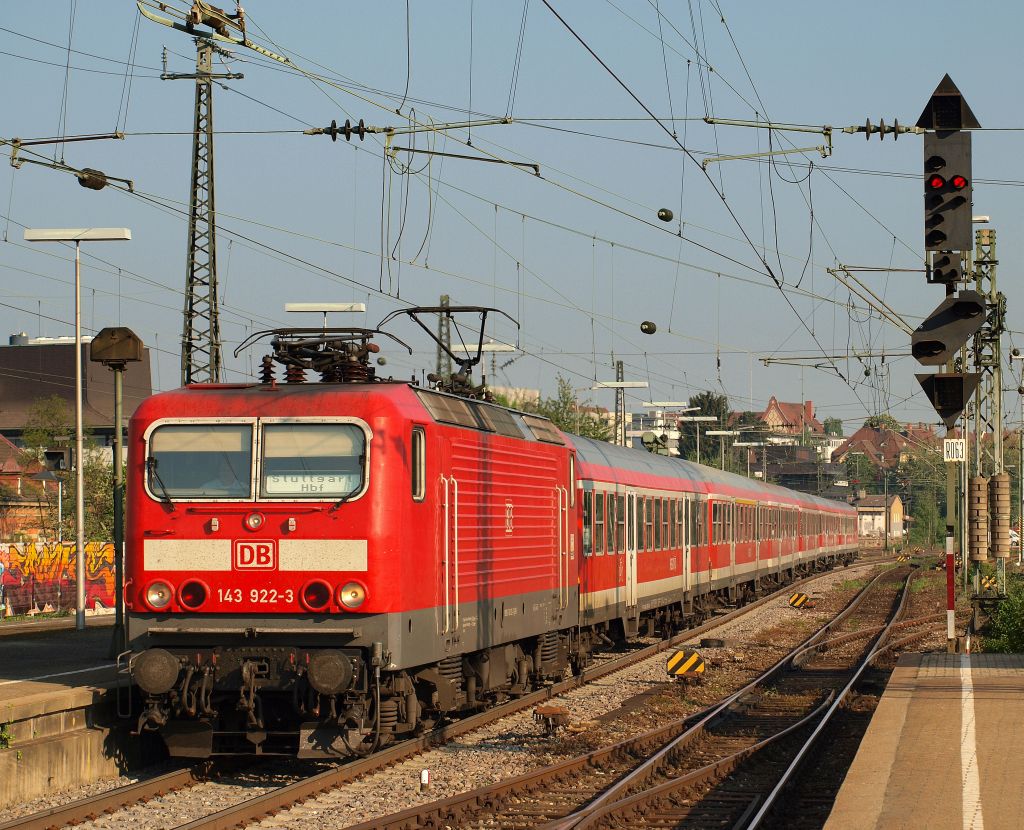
[244,511,265,531]
[337,581,367,610]
[145,580,174,610]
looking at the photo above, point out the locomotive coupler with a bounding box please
[237,660,266,728]
[138,700,170,732]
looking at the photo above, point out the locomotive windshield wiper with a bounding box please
[146,457,177,510]
[328,456,365,512]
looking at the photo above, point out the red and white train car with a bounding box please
[124,349,856,757]
[571,437,857,639]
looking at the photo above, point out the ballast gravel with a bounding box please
[7,561,887,830]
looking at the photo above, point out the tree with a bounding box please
[863,413,901,432]
[21,395,116,541]
[497,376,612,441]
[676,390,729,463]
[21,395,72,465]
[899,447,946,546]
[823,417,844,437]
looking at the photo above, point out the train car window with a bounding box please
[670,500,678,549]
[261,423,366,498]
[616,494,625,551]
[662,499,670,550]
[594,491,605,555]
[582,490,593,556]
[476,403,525,438]
[606,492,616,554]
[411,426,426,501]
[626,494,635,551]
[654,499,662,550]
[521,414,566,444]
[638,499,647,552]
[148,423,253,499]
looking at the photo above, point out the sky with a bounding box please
[1,1,1023,436]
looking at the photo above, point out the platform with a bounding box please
[827,652,1024,830]
[0,618,137,810]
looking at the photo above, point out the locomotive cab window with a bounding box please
[147,423,253,499]
[260,423,366,499]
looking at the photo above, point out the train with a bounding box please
[123,326,858,757]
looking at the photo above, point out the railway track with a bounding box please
[338,564,923,830]
[0,556,896,830]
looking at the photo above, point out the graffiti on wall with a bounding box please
[0,542,114,615]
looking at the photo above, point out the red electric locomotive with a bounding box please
[124,324,857,757]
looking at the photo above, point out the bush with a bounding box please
[984,580,1024,653]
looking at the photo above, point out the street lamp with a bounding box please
[31,470,62,543]
[24,228,131,631]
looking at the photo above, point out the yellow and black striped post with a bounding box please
[667,649,705,678]
[789,592,811,609]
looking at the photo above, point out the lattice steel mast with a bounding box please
[161,41,241,384]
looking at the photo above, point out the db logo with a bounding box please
[233,539,277,570]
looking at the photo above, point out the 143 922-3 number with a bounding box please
[217,588,295,604]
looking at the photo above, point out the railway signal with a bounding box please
[929,252,964,284]
[911,290,986,366]
[923,131,972,252]
[916,372,981,429]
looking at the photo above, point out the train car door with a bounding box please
[681,495,691,594]
[625,492,638,612]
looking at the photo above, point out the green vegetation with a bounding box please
[493,376,612,441]
[909,576,933,594]
[836,578,867,591]
[823,417,844,437]
[0,610,73,625]
[983,579,1024,653]
[0,722,12,750]
[20,395,120,540]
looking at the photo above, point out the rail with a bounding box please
[1,555,893,830]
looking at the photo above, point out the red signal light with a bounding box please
[927,174,945,190]
[950,174,968,190]
[179,580,208,610]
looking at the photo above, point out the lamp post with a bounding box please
[30,470,62,543]
[24,228,131,631]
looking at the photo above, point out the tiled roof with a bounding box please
[760,396,824,434]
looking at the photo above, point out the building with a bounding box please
[759,397,824,438]
[0,433,47,541]
[0,334,153,448]
[854,494,904,544]
[832,423,939,470]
